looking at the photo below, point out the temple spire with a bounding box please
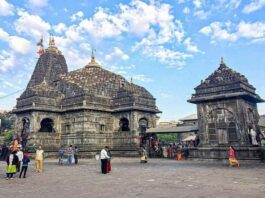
[49,34,55,47]
[221,56,224,65]
[86,48,100,68]
[91,48,96,63]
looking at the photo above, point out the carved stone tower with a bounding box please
[189,58,264,147]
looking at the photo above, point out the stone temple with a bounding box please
[188,58,264,160]
[13,37,160,156]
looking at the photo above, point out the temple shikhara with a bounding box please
[13,36,160,155]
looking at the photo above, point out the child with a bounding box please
[19,153,30,178]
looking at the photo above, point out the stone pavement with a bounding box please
[0,158,265,198]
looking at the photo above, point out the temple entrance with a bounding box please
[39,118,55,132]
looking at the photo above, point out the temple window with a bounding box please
[100,124,106,133]
[39,118,55,132]
[119,118,130,131]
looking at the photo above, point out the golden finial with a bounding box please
[85,48,100,68]
[49,34,55,47]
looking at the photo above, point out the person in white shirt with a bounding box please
[16,146,23,172]
[100,146,110,174]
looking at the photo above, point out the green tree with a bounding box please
[157,133,177,142]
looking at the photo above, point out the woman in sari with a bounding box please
[229,146,239,167]
[140,146,147,163]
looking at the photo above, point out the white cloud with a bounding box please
[8,36,32,54]
[0,28,9,41]
[0,0,14,16]
[53,23,67,34]
[105,47,129,61]
[183,7,190,14]
[79,7,125,39]
[15,10,51,40]
[193,0,204,9]
[242,0,265,14]
[71,11,84,22]
[200,21,265,42]
[28,0,48,8]
[0,28,32,54]
[184,37,202,53]
[237,21,265,39]
[132,74,153,83]
[0,92,6,97]
[0,51,15,72]
[193,10,210,20]
[200,21,238,42]
[140,45,192,68]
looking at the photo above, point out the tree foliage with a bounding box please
[157,134,177,142]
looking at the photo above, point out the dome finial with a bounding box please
[221,56,224,65]
[91,48,96,63]
[49,33,55,47]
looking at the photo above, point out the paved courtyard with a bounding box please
[0,158,265,198]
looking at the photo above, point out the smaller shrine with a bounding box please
[188,58,264,160]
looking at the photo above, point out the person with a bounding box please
[16,146,23,172]
[67,145,73,165]
[228,146,239,167]
[250,126,258,146]
[106,147,112,173]
[194,132,200,147]
[19,153,30,178]
[100,146,110,174]
[58,145,65,165]
[182,144,189,160]
[74,146,79,165]
[140,146,148,163]
[6,150,19,179]
[35,145,44,173]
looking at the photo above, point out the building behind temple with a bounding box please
[13,36,160,155]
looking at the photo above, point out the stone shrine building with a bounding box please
[13,37,160,156]
[188,58,264,160]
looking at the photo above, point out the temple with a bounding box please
[188,58,264,159]
[13,36,160,156]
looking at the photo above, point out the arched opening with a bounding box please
[39,118,55,132]
[21,117,30,136]
[119,118,130,131]
[139,118,148,146]
[207,108,237,144]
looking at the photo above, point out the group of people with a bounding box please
[100,146,112,174]
[5,145,32,179]
[58,145,79,166]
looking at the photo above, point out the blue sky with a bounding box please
[0,0,265,121]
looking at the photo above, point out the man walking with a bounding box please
[74,146,79,164]
[100,146,110,174]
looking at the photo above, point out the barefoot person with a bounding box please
[35,145,44,173]
[229,146,239,167]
